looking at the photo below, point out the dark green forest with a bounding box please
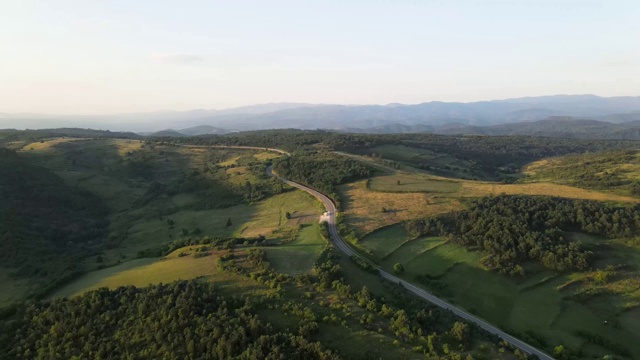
[523,149,640,195]
[273,152,372,202]
[0,148,109,295]
[163,131,640,181]
[1,281,338,360]
[0,243,527,360]
[406,195,640,275]
[0,128,141,145]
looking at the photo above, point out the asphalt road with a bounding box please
[189,144,553,360]
[266,167,554,360]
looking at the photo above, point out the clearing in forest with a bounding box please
[340,174,640,235]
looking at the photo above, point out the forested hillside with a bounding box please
[406,195,640,275]
[0,128,141,145]
[1,281,337,360]
[0,148,109,297]
[273,151,373,202]
[523,149,640,195]
[166,131,640,181]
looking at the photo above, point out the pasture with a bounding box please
[359,225,640,359]
[369,174,461,193]
[263,223,327,275]
[522,149,640,196]
[339,174,640,235]
[49,245,269,299]
[369,144,492,179]
[358,225,415,259]
[13,138,323,287]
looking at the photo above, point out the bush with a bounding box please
[393,263,405,275]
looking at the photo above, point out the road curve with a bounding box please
[188,144,553,360]
[266,170,554,360]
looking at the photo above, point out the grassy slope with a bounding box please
[523,149,640,195]
[16,139,319,264]
[263,223,327,275]
[56,218,328,299]
[358,225,415,259]
[1,139,323,306]
[341,145,640,359]
[359,225,640,359]
[50,245,267,299]
[340,174,639,235]
[5,138,521,359]
[370,144,494,180]
[45,243,425,359]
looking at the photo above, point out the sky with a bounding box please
[1,0,639,114]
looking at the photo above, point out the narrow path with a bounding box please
[189,144,554,360]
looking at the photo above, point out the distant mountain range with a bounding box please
[2,95,640,139]
[141,125,231,137]
[345,116,640,139]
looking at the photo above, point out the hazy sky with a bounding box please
[1,0,638,114]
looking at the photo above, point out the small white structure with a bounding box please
[319,211,331,223]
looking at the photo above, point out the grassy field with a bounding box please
[14,138,324,267]
[340,175,640,235]
[369,144,493,180]
[113,188,323,258]
[522,149,640,198]
[358,225,415,259]
[345,146,640,358]
[358,226,640,359]
[50,245,271,299]
[50,219,328,299]
[382,235,447,267]
[0,269,38,306]
[369,174,461,193]
[338,179,462,235]
[263,223,327,275]
[0,138,328,306]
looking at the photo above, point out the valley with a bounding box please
[2,130,640,359]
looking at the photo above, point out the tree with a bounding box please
[450,321,469,344]
[393,263,404,275]
[554,345,569,360]
[226,218,232,227]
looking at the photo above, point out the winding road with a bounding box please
[198,144,554,360]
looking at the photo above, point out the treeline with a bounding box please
[136,234,269,258]
[309,248,528,359]
[405,195,640,275]
[7,129,640,178]
[136,151,283,210]
[0,128,141,145]
[524,149,640,195]
[213,231,525,359]
[160,129,335,152]
[0,148,109,294]
[1,281,338,360]
[338,134,640,180]
[160,130,640,179]
[273,151,372,201]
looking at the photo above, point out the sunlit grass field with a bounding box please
[340,174,640,235]
[263,223,327,275]
[49,245,270,299]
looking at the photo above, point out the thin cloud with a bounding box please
[149,53,204,64]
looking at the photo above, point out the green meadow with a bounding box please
[263,223,327,275]
[360,225,640,358]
